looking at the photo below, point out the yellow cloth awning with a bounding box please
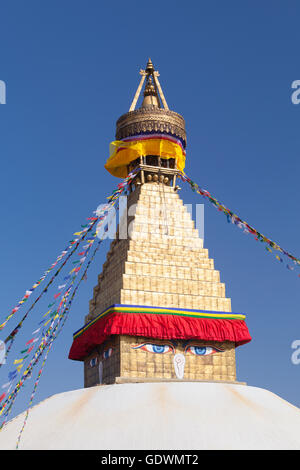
[105,138,186,178]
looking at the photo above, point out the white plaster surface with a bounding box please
[0,382,300,450]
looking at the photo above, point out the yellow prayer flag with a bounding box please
[14,359,23,365]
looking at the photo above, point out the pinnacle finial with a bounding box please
[129,59,169,112]
[141,76,160,108]
[145,58,154,74]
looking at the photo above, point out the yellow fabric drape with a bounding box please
[105,138,186,178]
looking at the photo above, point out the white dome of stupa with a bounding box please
[0,382,300,450]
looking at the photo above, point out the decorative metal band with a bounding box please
[116,106,187,147]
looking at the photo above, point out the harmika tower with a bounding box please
[69,59,251,386]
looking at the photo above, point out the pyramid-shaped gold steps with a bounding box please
[85,183,231,324]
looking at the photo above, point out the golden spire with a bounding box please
[141,76,160,108]
[116,59,186,148]
[145,57,154,73]
[129,58,169,111]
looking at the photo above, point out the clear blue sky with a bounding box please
[1,0,300,421]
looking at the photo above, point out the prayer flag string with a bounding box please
[15,235,105,448]
[0,169,137,434]
[180,172,300,272]
[0,169,136,336]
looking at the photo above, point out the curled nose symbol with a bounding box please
[173,353,185,379]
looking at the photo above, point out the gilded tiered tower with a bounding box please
[69,60,251,386]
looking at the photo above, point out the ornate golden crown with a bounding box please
[115,59,187,148]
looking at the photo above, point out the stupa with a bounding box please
[1,60,300,451]
[68,59,251,386]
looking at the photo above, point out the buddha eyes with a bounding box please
[185,345,224,356]
[89,347,113,367]
[132,343,224,355]
[89,357,98,367]
[132,343,174,354]
[103,347,113,359]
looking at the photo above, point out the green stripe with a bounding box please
[73,308,245,340]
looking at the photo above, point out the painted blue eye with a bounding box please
[132,343,173,354]
[89,357,98,367]
[194,347,208,355]
[103,347,113,359]
[187,346,217,356]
